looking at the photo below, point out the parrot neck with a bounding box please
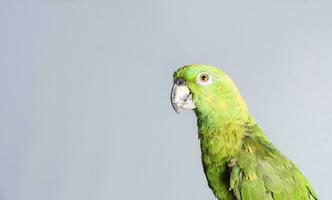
[195,108,250,130]
[195,111,254,153]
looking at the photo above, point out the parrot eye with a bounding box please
[200,74,209,82]
[196,72,212,86]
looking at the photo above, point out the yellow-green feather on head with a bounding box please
[171,64,249,127]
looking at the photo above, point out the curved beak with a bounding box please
[170,82,196,114]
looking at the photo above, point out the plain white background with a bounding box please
[0,0,331,199]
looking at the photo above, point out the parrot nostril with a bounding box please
[175,77,186,86]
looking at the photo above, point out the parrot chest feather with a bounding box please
[199,124,246,200]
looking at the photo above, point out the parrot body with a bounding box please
[171,64,317,200]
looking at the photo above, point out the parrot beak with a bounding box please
[171,78,196,114]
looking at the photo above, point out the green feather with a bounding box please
[173,64,318,200]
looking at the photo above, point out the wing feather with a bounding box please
[228,124,318,200]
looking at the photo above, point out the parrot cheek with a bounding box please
[171,84,196,113]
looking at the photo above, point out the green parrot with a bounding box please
[170,64,318,200]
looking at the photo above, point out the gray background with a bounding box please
[0,0,331,199]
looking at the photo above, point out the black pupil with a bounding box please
[201,75,208,81]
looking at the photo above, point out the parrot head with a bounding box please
[171,64,248,126]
